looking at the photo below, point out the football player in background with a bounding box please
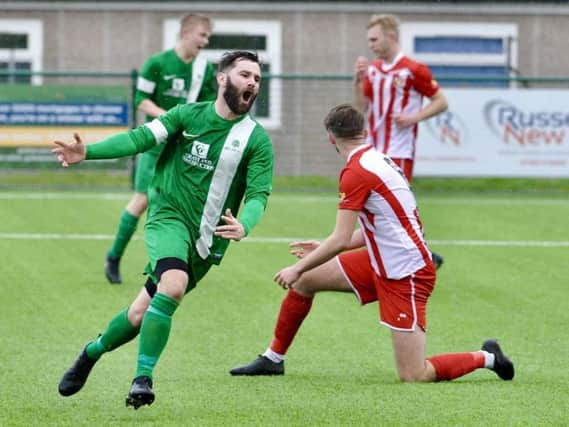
[353,14,448,269]
[230,104,514,385]
[105,13,217,284]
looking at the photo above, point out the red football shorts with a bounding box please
[391,157,414,183]
[337,249,435,331]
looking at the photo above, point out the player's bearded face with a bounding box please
[223,75,258,115]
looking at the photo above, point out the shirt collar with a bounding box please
[346,144,369,162]
[382,52,405,71]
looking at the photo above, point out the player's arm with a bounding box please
[276,166,367,287]
[274,209,359,288]
[86,125,162,159]
[239,132,274,235]
[417,89,448,122]
[52,127,159,166]
[346,228,365,250]
[87,104,188,159]
[425,89,448,118]
[393,88,448,129]
[214,198,266,242]
[353,56,369,113]
[137,99,167,119]
[52,106,183,166]
[290,227,364,259]
[134,56,167,118]
[393,62,449,128]
[214,132,274,241]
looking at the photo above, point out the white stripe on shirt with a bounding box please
[137,76,156,94]
[195,115,257,260]
[144,119,168,144]
[187,55,207,104]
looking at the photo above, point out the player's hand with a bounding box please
[51,132,87,167]
[215,209,246,241]
[392,113,419,129]
[273,265,302,290]
[354,56,369,83]
[289,240,320,259]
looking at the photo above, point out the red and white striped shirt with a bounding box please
[362,52,439,159]
[339,145,432,279]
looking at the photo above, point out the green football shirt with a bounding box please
[134,49,218,162]
[135,49,217,115]
[88,101,274,264]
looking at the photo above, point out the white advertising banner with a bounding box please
[415,89,569,177]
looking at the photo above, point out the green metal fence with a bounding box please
[1,70,569,189]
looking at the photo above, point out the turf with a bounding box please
[0,190,568,426]
[2,170,569,194]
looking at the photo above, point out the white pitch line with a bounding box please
[0,192,568,205]
[0,233,127,240]
[248,237,569,247]
[0,193,131,200]
[0,233,568,247]
[420,198,569,206]
[428,239,569,247]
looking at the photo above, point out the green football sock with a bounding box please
[108,210,139,259]
[135,293,179,379]
[86,308,139,360]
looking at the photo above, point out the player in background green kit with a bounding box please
[105,13,217,284]
[53,51,273,409]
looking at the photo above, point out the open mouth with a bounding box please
[242,90,253,103]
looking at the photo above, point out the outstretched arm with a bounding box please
[289,228,364,259]
[52,124,162,167]
[274,209,359,289]
[52,132,87,167]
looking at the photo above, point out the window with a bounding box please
[0,20,43,85]
[400,23,518,88]
[163,19,282,128]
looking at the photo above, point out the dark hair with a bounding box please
[218,51,260,73]
[323,104,365,139]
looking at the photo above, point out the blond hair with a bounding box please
[366,14,400,38]
[180,14,211,34]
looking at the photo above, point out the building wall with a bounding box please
[3,2,569,175]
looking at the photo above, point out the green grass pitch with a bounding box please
[0,189,568,426]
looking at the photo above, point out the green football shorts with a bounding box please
[144,216,212,293]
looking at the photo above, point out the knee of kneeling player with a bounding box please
[397,368,432,383]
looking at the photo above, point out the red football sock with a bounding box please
[270,290,313,355]
[427,352,485,381]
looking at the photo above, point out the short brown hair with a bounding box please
[323,104,365,139]
[366,14,400,37]
[218,51,260,73]
[180,14,211,33]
